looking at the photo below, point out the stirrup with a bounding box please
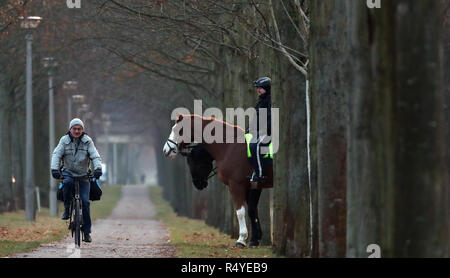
[249,172,265,183]
[249,172,266,189]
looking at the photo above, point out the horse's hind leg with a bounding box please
[246,188,262,247]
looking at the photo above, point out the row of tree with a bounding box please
[149,0,450,257]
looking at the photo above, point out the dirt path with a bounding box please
[12,185,175,258]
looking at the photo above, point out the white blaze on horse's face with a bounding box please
[163,123,179,159]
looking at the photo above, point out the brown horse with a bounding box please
[162,114,273,247]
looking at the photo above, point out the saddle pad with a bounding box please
[245,133,273,159]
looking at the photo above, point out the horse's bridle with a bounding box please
[166,140,218,180]
[165,139,196,157]
[165,139,178,156]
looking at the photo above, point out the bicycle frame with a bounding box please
[61,174,92,247]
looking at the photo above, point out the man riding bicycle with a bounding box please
[50,118,103,243]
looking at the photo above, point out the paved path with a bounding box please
[12,185,175,258]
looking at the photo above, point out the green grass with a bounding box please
[0,241,42,256]
[149,186,281,258]
[0,185,122,257]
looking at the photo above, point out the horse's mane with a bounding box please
[177,114,245,132]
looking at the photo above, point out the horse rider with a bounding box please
[247,76,272,184]
[50,118,103,243]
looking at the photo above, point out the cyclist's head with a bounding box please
[69,118,84,138]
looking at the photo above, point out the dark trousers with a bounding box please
[62,171,91,234]
[248,137,272,177]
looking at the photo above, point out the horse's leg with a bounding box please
[229,183,248,248]
[246,188,262,246]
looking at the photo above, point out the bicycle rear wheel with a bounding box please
[74,199,82,247]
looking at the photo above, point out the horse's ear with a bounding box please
[175,113,183,123]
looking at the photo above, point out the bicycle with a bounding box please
[60,174,92,247]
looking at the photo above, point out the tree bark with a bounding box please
[443,0,450,256]
[386,0,448,257]
[344,0,448,258]
[309,0,350,258]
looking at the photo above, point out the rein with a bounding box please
[207,166,218,179]
[179,143,218,181]
[179,144,196,157]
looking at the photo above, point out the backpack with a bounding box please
[89,178,102,201]
[186,144,214,190]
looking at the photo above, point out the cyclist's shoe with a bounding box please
[83,233,92,243]
[61,207,70,220]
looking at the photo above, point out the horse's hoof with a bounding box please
[248,240,260,247]
[235,242,246,248]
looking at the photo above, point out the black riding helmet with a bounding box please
[253,77,271,93]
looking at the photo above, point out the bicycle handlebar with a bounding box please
[58,174,94,181]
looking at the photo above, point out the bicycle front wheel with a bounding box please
[74,199,82,247]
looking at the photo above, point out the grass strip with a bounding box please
[0,185,122,257]
[148,185,280,258]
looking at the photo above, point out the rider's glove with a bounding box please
[93,169,102,179]
[51,169,61,179]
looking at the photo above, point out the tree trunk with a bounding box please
[443,0,450,256]
[326,0,450,258]
[0,78,11,212]
[345,2,383,258]
[309,0,350,258]
[269,0,311,256]
[383,0,448,257]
